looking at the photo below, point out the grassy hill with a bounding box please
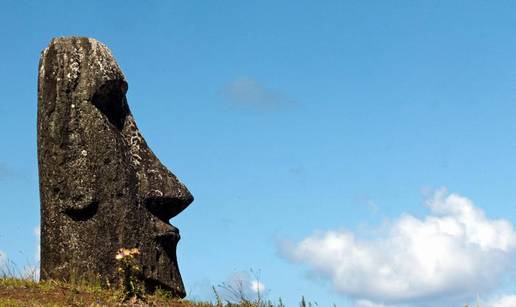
[0,277,298,307]
[0,277,200,306]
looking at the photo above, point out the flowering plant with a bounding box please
[115,247,140,260]
[116,247,144,302]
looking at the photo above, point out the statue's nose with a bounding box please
[120,113,193,223]
[142,165,193,223]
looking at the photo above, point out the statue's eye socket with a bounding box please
[63,200,99,221]
[91,80,129,130]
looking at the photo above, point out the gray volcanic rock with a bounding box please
[37,37,193,297]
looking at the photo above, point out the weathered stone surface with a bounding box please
[37,37,193,297]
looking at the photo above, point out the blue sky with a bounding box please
[2,1,516,306]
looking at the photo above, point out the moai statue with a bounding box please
[37,37,193,297]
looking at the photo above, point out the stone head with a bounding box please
[37,37,193,297]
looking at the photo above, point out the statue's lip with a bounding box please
[151,215,180,241]
[155,232,180,241]
[158,229,179,236]
[154,225,180,241]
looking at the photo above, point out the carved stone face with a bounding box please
[37,37,193,297]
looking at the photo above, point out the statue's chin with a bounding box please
[153,227,180,258]
[139,225,185,297]
[154,223,180,240]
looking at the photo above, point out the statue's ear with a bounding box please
[62,189,99,221]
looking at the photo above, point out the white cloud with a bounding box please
[356,300,388,307]
[484,295,516,307]
[0,250,7,275]
[34,225,40,263]
[0,250,6,265]
[280,188,516,305]
[30,225,41,280]
[250,280,265,294]
[22,265,38,280]
[221,77,293,108]
[219,271,267,302]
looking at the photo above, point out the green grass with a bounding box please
[0,276,320,307]
[0,260,317,306]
